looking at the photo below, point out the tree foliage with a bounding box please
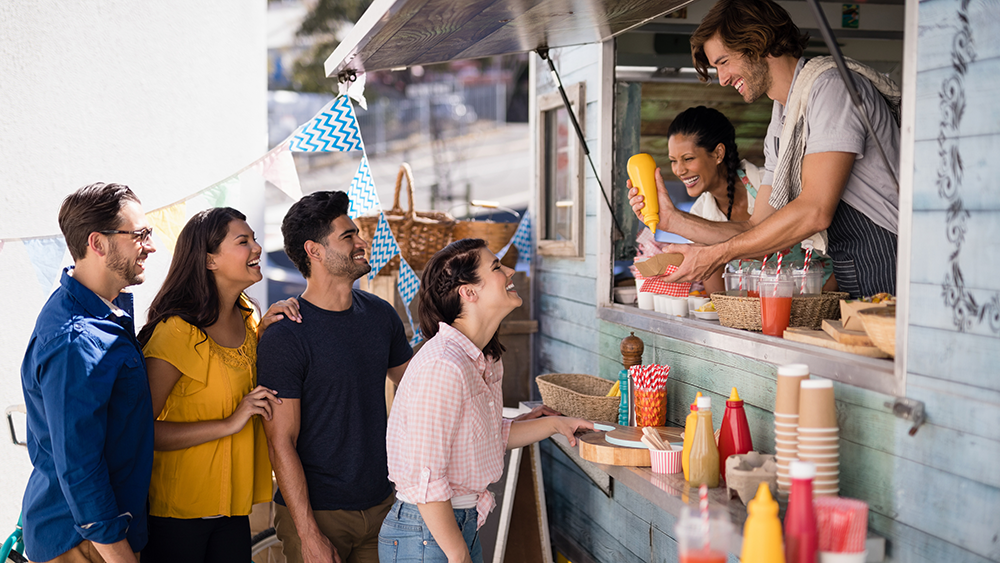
[290,0,373,93]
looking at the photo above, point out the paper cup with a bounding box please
[650,446,683,474]
[814,488,840,497]
[671,296,689,317]
[798,445,839,453]
[815,470,840,479]
[775,421,798,429]
[798,455,839,466]
[798,433,839,441]
[775,448,798,456]
[654,294,670,314]
[775,454,797,463]
[799,380,837,428]
[637,291,656,310]
[774,412,799,420]
[776,364,810,413]
[775,438,798,446]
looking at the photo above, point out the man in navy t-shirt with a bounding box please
[259,191,412,563]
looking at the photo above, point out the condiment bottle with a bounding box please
[681,392,702,480]
[627,153,659,232]
[687,396,720,488]
[717,387,753,483]
[784,461,819,563]
[741,482,786,563]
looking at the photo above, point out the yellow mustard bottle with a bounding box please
[741,482,786,563]
[688,396,720,487]
[627,153,660,232]
[681,391,702,481]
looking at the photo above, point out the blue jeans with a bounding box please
[378,500,482,563]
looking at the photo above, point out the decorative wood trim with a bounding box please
[935,0,1000,336]
[536,81,585,258]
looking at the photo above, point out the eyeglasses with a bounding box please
[100,227,154,243]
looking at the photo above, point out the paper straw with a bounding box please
[699,484,709,550]
[800,248,812,294]
[776,251,783,276]
[738,259,745,291]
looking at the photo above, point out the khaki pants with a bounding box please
[274,492,394,563]
[30,541,138,563]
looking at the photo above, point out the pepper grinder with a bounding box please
[620,333,644,425]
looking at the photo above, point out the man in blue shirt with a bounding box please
[20,183,156,563]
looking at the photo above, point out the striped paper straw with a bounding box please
[699,484,709,550]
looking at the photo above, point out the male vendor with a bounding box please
[629,0,900,298]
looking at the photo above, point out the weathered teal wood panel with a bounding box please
[838,440,1000,561]
[911,136,1000,211]
[538,271,597,304]
[869,511,995,563]
[908,282,1000,339]
[909,212,1000,288]
[536,253,598,277]
[540,315,599,353]
[913,58,1000,142]
[906,325,1000,391]
[538,334,599,375]
[539,293,598,327]
[915,0,1000,73]
[905,372,1000,435]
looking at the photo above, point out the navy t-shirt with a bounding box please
[257,291,413,510]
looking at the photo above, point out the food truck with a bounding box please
[321,0,995,561]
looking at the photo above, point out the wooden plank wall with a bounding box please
[534,3,1000,558]
[535,43,606,380]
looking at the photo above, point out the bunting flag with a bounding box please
[367,213,400,282]
[146,202,187,254]
[289,96,364,153]
[397,258,422,344]
[252,143,302,201]
[23,237,68,293]
[338,72,368,111]
[348,155,380,218]
[189,176,242,214]
[510,211,533,263]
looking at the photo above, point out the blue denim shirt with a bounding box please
[20,267,153,561]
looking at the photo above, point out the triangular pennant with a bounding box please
[510,212,532,263]
[289,96,364,153]
[195,177,242,211]
[146,202,187,254]
[254,144,302,201]
[397,259,420,306]
[367,213,399,282]
[348,155,380,218]
[409,328,423,348]
[23,237,68,293]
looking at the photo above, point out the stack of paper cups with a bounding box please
[774,364,810,497]
[796,379,840,497]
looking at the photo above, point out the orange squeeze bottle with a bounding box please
[741,483,786,563]
[627,153,660,232]
[681,392,702,481]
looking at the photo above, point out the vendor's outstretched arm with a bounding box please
[661,152,854,282]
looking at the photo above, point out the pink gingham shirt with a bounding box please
[386,322,512,529]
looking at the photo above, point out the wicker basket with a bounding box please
[711,291,849,331]
[858,305,896,357]
[536,373,619,423]
[356,163,455,275]
[452,202,520,254]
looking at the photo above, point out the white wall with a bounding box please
[0,1,267,529]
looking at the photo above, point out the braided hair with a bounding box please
[667,106,741,220]
[419,238,506,359]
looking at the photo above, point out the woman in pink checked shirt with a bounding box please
[379,239,593,563]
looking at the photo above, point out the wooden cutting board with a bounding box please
[605,426,684,448]
[578,427,684,466]
[783,327,889,358]
[821,319,873,346]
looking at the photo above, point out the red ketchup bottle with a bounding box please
[717,386,753,483]
[784,460,819,563]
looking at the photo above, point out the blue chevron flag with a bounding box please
[367,213,399,282]
[510,212,532,263]
[397,259,420,306]
[348,155,380,218]
[409,328,423,347]
[289,96,364,153]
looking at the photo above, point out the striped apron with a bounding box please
[824,200,897,299]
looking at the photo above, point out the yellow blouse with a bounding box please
[143,309,272,518]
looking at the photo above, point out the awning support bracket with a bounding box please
[536,47,624,242]
[337,69,358,84]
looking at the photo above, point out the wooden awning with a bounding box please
[325,0,693,78]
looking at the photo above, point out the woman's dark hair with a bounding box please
[419,238,506,360]
[690,0,809,83]
[667,106,741,220]
[58,182,141,261]
[138,207,254,347]
[281,191,350,278]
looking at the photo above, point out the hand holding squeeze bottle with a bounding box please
[627,153,660,232]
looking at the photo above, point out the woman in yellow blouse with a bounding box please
[137,207,300,562]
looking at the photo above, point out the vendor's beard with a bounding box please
[324,250,372,281]
[107,242,146,287]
